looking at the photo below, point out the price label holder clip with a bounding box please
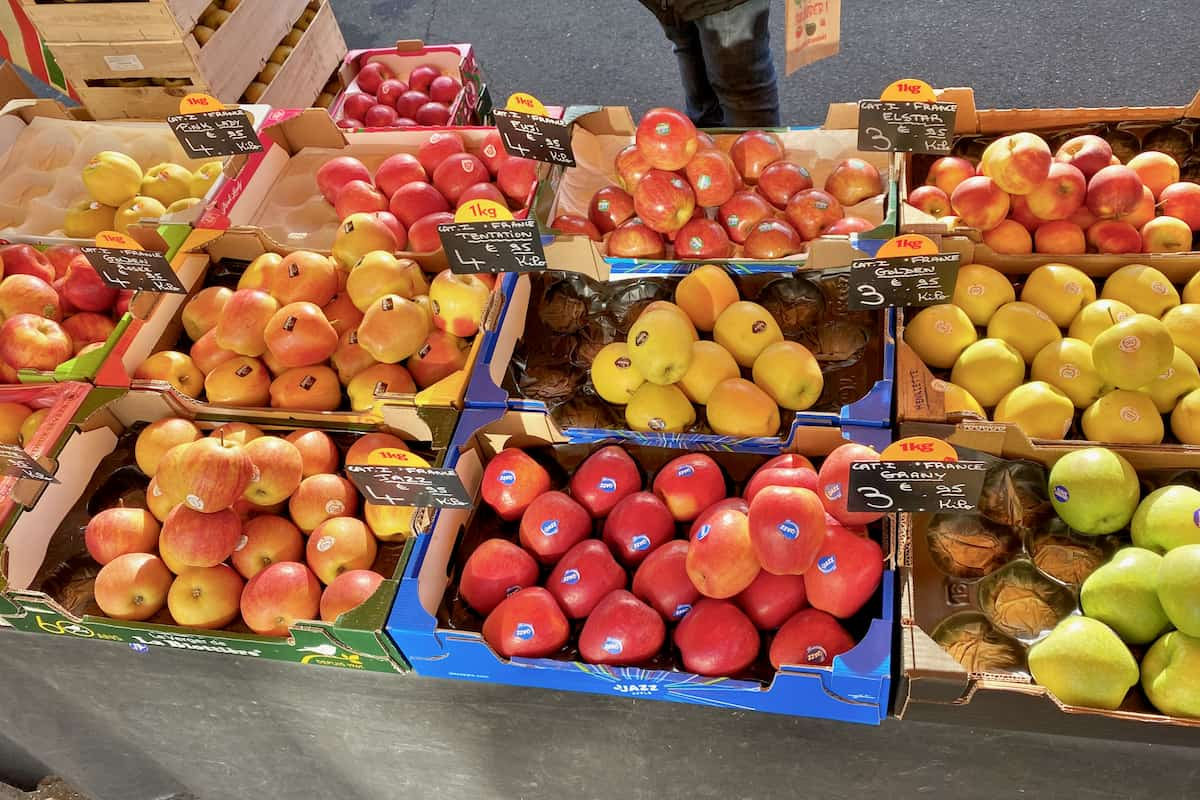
[857,79,957,155]
[438,201,548,274]
[345,465,472,510]
[167,94,263,159]
[848,234,959,310]
[847,436,986,514]
[83,232,186,294]
[492,93,601,167]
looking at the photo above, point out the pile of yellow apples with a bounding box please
[904,261,1200,444]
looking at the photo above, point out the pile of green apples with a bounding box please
[904,261,1200,444]
[1029,447,1200,717]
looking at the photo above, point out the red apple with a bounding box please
[569,445,642,518]
[685,147,740,207]
[1034,220,1087,254]
[481,447,551,521]
[85,507,160,565]
[950,175,1011,231]
[496,157,538,205]
[320,569,385,622]
[375,153,427,198]
[546,539,627,619]
[417,132,466,174]
[240,561,321,635]
[262,250,338,307]
[743,218,803,258]
[432,152,489,204]
[730,130,784,183]
[342,92,374,121]
[925,156,976,195]
[735,571,808,631]
[1118,185,1156,229]
[1008,193,1042,232]
[316,156,371,205]
[232,515,303,580]
[747,485,825,575]
[459,538,539,615]
[551,213,602,241]
[62,312,115,353]
[364,104,398,128]
[415,102,451,126]
[307,516,378,585]
[615,144,653,192]
[908,185,951,217]
[0,274,60,321]
[289,473,359,533]
[1086,219,1142,253]
[394,90,430,120]
[1159,182,1200,231]
[482,586,569,658]
[824,158,883,206]
[606,218,665,258]
[588,186,636,233]
[407,211,454,252]
[804,524,884,618]
[160,504,241,570]
[407,64,441,93]
[518,490,592,565]
[578,590,665,666]
[479,130,507,176]
[785,189,844,239]
[672,217,732,259]
[654,453,726,522]
[93,552,172,621]
[389,181,450,228]
[0,314,72,370]
[823,217,875,235]
[743,455,818,503]
[1086,164,1144,219]
[458,182,509,210]
[355,61,394,95]
[632,540,700,622]
[284,429,339,478]
[334,179,388,219]
[1054,134,1113,179]
[407,329,469,388]
[1141,215,1193,253]
[718,190,773,244]
[673,598,759,676]
[601,490,675,567]
[337,118,363,130]
[769,608,855,668]
[817,443,884,527]
[428,75,461,105]
[0,244,52,282]
[757,161,813,208]
[1128,151,1180,200]
[43,245,81,279]
[62,257,118,312]
[377,78,409,108]
[635,107,698,171]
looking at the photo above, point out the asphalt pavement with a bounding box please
[332,0,1200,119]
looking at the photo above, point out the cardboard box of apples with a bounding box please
[897,237,1200,448]
[0,386,454,672]
[535,106,894,277]
[898,85,1200,270]
[113,227,502,429]
[467,264,894,452]
[198,108,540,272]
[386,406,894,723]
[897,422,1200,747]
[328,40,487,130]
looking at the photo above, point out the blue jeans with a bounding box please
[659,0,780,128]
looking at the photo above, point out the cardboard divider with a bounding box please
[466,267,895,452]
[895,421,1200,746]
[537,106,897,276]
[896,236,1200,450]
[0,386,460,672]
[386,405,895,723]
[329,41,487,128]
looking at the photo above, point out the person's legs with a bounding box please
[694,0,780,127]
[658,16,726,127]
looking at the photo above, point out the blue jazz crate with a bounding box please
[386,405,894,723]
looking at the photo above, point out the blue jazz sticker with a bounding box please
[599,477,617,493]
[631,534,651,551]
[498,469,516,485]
[777,520,799,540]
[1053,485,1069,503]
[824,483,842,501]
[540,519,559,536]
[514,623,535,640]
[817,555,837,574]
[561,568,581,585]
[677,464,694,477]
[695,524,711,541]
[673,603,692,619]
[602,637,623,655]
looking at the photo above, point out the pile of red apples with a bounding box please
[134,245,492,412]
[315,130,538,258]
[915,133,1200,255]
[460,442,885,677]
[0,244,132,378]
[551,107,884,260]
[337,60,463,129]
[85,421,416,634]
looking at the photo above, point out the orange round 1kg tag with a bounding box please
[454,199,514,223]
[877,234,939,258]
[179,93,225,114]
[366,449,430,468]
[505,92,549,117]
[94,231,142,250]
[881,436,958,462]
[880,79,936,102]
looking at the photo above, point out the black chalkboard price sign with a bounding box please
[857,100,957,155]
[167,108,263,158]
[438,219,548,274]
[0,444,58,484]
[345,465,472,509]
[81,247,187,294]
[848,251,960,310]
[846,460,986,514]
[493,108,576,166]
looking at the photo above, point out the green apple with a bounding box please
[1157,544,1200,636]
[1028,616,1139,710]
[1081,389,1165,446]
[1048,447,1140,535]
[1068,299,1135,344]
[1173,387,1200,445]
[987,301,1062,363]
[1091,313,1175,390]
[952,263,1015,326]
[1161,304,1200,365]
[1080,548,1171,644]
[993,381,1074,439]
[950,338,1026,408]
[1131,485,1200,553]
[1141,630,1200,719]
[1099,263,1180,317]
[1020,263,1097,327]
[1030,338,1105,408]
[1141,347,1200,414]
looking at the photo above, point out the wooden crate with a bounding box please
[20,0,211,43]
[253,0,346,108]
[47,0,309,119]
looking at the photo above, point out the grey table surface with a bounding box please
[1,627,1198,800]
